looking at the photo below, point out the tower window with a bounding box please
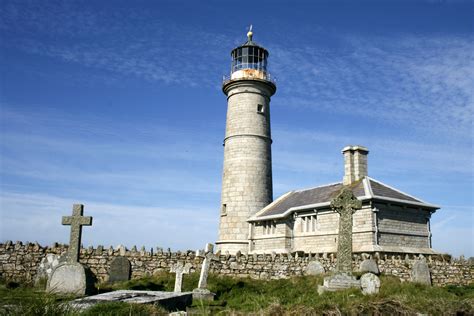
[257,104,265,114]
[221,204,227,216]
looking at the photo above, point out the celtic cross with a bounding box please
[330,188,362,273]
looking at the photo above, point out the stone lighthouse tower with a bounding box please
[216,27,276,254]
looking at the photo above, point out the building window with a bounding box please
[257,104,265,114]
[301,215,317,232]
[221,204,227,216]
[262,221,276,235]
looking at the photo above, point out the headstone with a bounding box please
[35,253,67,286]
[411,260,431,285]
[108,256,131,283]
[48,262,87,295]
[170,262,192,292]
[360,273,380,295]
[359,259,379,275]
[304,261,325,275]
[193,243,216,301]
[47,204,93,295]
[318,189,362,294]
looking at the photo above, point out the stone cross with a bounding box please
[170,262,192,292]
[196,243,215,290]
[62,204,93,263]
[330,188,362,273]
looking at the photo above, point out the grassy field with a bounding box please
[1,273,473,315]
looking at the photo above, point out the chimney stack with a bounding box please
[342,145,369,185]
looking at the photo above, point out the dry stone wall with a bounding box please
[0,241,472,287]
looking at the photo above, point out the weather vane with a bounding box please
[247,24,253,41]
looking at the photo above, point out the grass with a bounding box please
[0,282,75,316]
[80,302,167,316]
[0,281,167,316]
[98,272,474,314]
[1,274,473,315]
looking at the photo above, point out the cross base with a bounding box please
[192,288,215,301]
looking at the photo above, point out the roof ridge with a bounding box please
[294,181,342,193]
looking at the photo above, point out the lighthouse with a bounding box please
[216,27,276,254]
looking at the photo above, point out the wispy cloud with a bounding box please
[1,2,472,257]
[0,106,222,205]
[0,191,218,250]
[431,205,474,256]
[269,35,474,138]
[273,127,473,175]
[0,1,232,87]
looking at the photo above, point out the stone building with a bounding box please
[216,29,439,255]
[216,27,275,254]
[248,145,439,254]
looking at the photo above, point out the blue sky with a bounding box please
[0,0,472,256]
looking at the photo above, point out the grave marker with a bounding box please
[305,261,325,276]
[61,204,93,263]
[332,189,362,273]
[47,204,93,295]
[193,243,216,300]
[170,262,192,292]
[361,273,381,295]
[109,256,131,283]
[318,189,362,294]
[359,259,379,275]
[411,259,431,285]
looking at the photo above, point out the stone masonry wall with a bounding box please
[218,80,275,254]
[0,241,472,287]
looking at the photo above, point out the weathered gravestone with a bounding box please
[318,189,362,294]
[360,273,381,295]
[359,259,379,275]
[411,259,431,285]
[170,262,192,292]
[35,253,67,286]
[193,243,216,301]
[47,204,93,295]
[305,261,326,276]
[108,256,131,283]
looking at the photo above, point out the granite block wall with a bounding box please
[376,204,431,248]
[0,241,472,286]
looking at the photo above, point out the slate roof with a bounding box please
[369,179,420,202]
[250,177,438,221]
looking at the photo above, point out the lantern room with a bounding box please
[228,26,272,82]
